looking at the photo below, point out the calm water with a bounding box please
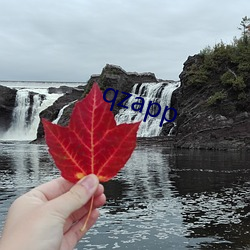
[0,142,250,249]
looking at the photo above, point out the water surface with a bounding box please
[0,142,250,249]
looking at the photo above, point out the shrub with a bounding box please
[207,91,228,106]
[238,91,247,100]
[220,71,246,91]
[186,64,209,86]
[233,76,246,91]
[221,71,236,86]
[200,46,213,55]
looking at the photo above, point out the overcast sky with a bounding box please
[0,0,249,82]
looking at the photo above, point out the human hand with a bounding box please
[0,174,106,250]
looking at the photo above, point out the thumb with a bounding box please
[48,174,99,219]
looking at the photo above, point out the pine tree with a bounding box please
[238,16,250,44]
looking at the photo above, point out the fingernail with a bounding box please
[78,174,98,191]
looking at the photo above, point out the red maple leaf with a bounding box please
[42,82,140,183]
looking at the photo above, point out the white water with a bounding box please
[0,80,178,140]
[52,100,78,124]
[1,89,62,141]
[115,81,180,137]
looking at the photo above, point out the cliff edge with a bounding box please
[173,41,250,150]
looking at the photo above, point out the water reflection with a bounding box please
[83,146,189,249]
[0,143,57,190]
[0,142,58,230]
[169,150,250,249]
[0,143,250,249]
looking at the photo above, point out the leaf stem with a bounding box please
[80,196,94,232]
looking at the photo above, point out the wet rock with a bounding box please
[86,64,158,115]
[53,64,159,130]
[48,86,73,94]
[48,85,85,94]
[34,65,160,141]
[36,87,85,139]
[0,85,17,133]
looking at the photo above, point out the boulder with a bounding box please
[86,64,158,115]
[0,85,17,133]
[34,64,174,141]
[48,85,85,94]
[50,64,159,130]
[36,87,85,139]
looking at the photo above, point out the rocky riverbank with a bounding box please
[35,64,160,140]
[1,56,250,151]
[172,54,250,151]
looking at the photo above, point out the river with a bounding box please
[0,142,250,249]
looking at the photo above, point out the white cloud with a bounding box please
[0,0,249,81]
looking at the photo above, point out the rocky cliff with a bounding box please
[36,64,159,139]
[86,64,158,115]
[173,54,250,150]
[0,85,17,133]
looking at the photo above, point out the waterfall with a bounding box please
[1,89,62,141]
[115,81,180,137]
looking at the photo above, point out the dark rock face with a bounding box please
[173,55,250,151]
[0,85,17,132]
[36,87,85,139]
[56,64,158,128]
[26,92,46,125]
[159,85,181,136]
[86,64,158,115]
[35,64,159,140]
[48,85,85,94]
[88,64,157,87]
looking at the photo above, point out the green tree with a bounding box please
[238,16,250,44]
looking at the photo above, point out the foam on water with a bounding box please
[115,81,180,137]
[1,88,62,141]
